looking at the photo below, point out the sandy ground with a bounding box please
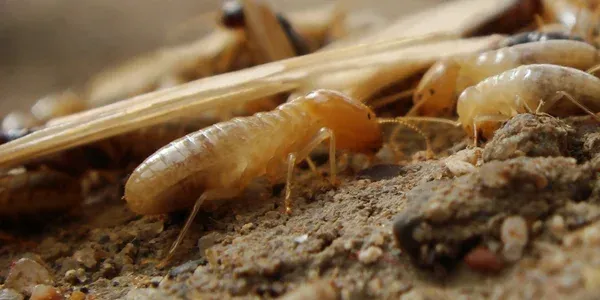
[4,1,600,300]
[4,114,600,299]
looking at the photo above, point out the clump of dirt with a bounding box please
[483,113,574,162]
[3,113,600,299]
[393,156,596,273]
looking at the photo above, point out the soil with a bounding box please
[4,1,600,299]
[2,114,600,299]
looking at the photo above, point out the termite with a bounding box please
[410,40,599,117]
[2,90,86,134]
[2,112,41,135]
[0,169,81,217]
[457,63,600,141]
[124,89,422,266]
[0,119,212,216]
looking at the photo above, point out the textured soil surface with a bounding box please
[3,115,600,299]
[4,1,600,299]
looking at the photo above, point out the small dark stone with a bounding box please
[168,259,204,278]
[357,164,406,181]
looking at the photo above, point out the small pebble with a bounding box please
[64,269,86,284]
[541,253,567,274]
[64,270,78,285]
[136,222,164,241]
[149,276,163,288]
[198,233,219,253]
[0,289,24,300]
[557,272,582,291]
[30,285,62,300]
[444,160,476,176]
[582,267,600,290]
[124,288,177,300]
[169,260,203,278]
[582,226,600,246]
[423,201,451,223]
[367,232,385,247]
[239,223,255,234]
[5,258,54,296]
[368,277,383,295]
[68,291,86,300]
[563,234,582,249]
[548,215,567,239]
[73,248,97,269]
[358,246,383,264]
[294,234,308,244]
[501,216,528,262]
[464,246,504,273]
[99,263,118,279]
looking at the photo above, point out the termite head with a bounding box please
[221,0,245,28]
[413,59,461,117]
[303,89,382,154]
[457,88,501,141]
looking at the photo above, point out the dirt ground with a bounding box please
[4,114,600,299]
[5,1,600,300]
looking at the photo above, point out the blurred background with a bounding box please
[0,0,445,113]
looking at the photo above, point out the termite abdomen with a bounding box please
[0,170,81,216]
[502,31,585,47]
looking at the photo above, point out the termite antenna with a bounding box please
[368,89,415,109]
[551,91,600,123]
[378,118,432,157]
[382,116,461,127]
[156,193,208,269]
[378,117,461,157]
[586,63,600,75]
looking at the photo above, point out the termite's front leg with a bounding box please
[284,128,336,215]
[471,114,509,146]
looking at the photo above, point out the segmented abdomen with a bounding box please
[458,64,600,129]
[124,101,316,215]
[0,171,81,216]
[456,40,597,92]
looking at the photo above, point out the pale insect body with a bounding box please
[125,90,382,265]
[457,64,600,139]
[412,40,599,116]
[125,90,381,215]
[0,170,81,217]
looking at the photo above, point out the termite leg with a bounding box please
[471,114,509,146]
[547,91,600,122]
[388,120,432,159]
[304,157,322,178]
[284,128,336,214]
[158,189,240,268]
[284,153,297,215]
